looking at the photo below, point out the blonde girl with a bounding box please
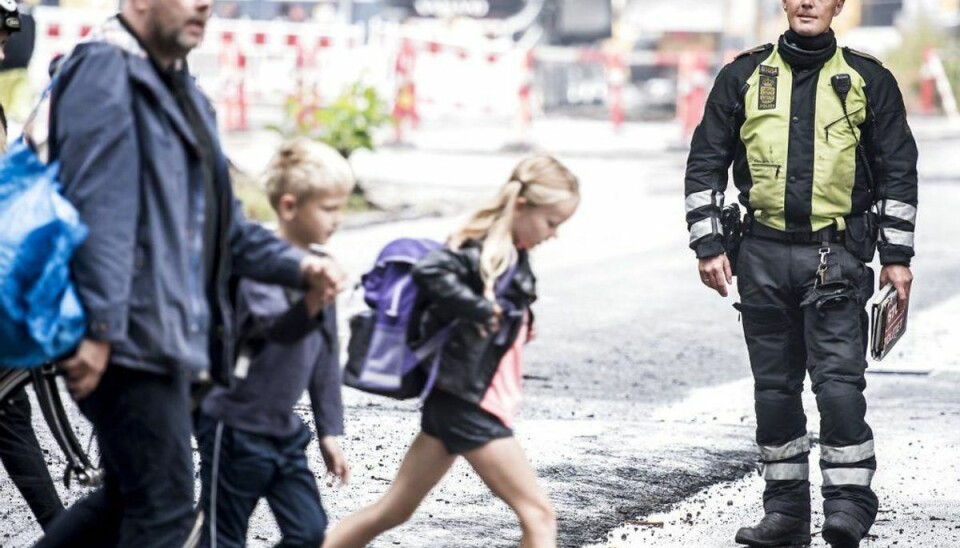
[324,154,580,548]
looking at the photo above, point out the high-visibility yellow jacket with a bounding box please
[684,41,918,266]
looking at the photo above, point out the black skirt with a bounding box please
[421,390,513,455]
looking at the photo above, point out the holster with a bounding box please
[843,212,879,263]
[721,204,745,275]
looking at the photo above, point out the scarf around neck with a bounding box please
[778,28,837,69]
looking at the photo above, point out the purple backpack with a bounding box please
[344,238,447,400]
[344,238,518,401]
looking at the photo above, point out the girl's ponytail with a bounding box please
[477,180,523,299]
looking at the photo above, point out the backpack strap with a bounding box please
[415,322,457,405]
[416,256,524,404]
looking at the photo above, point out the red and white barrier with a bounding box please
[920,47,959,121]
[392,38,419,143]
[605,51,627,131]
[370,22,539,147]
[29,8,370,134]
[676,50,710,143]
[27,6,727,143]
[190,19,366,132]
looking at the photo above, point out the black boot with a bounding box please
[735,512,812,546]
[821,513,865,548]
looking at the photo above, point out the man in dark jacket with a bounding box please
[36,1,342,546]
[684,1,917,547]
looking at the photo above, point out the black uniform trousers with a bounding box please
[735,235,879,530]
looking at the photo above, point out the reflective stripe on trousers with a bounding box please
[763,463,810,481]
[822,467,875,487]
[759,435,811,462]
[820,439,875,464]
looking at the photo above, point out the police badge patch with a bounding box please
[758,67,778,110]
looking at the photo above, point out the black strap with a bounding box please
[748,219,843,244]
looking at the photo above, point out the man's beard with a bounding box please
[148,20,199,60]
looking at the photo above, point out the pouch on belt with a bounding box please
[843,212,879,263]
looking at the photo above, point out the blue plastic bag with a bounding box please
[0,138,88,368]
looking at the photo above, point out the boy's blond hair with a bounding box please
[264,138,356,210]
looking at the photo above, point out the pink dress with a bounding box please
[479,313,529,428]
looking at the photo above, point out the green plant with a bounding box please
[229,161,276,223]
[272,81,393,158]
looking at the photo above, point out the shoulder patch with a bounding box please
[735,43,773,60]
[844,47,883,66]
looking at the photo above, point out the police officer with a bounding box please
[684,1,917,547]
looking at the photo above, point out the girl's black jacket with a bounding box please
[410,240,537,406]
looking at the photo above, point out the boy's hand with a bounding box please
[300,255,348,307]
[319,436,350,486]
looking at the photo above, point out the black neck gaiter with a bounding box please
[778,29,837,70]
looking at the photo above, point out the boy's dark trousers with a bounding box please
[0,385,65,530]
[36,366,197,548]
[197,413,327,548]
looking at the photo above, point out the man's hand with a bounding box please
[300,255,348,307]
[60,339,111,401]
[698,254,733,297]
[880,264,913,309]
[318,436,350,486]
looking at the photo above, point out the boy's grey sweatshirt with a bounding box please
[201,278,344,438]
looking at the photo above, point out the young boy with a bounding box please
[197,139,354,547]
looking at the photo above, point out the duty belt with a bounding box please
[748,219,844,244]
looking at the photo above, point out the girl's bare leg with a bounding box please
[323,433,456,548]
[463,437,557,548]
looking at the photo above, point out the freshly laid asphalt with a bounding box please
[2,118,958,547]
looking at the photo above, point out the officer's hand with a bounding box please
[698,254,733,297]
[60,339,111,401]
[880,264,913,309]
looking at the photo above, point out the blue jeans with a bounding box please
[36,366,197,547]
[197,412,327,547]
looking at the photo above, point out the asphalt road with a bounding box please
[3,120,958,547]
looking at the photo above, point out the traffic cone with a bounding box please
[392,39,419,145]
[677,50,710,144]
[920,47,936,115]
[607,50,627,131]
[504,48,536,151]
